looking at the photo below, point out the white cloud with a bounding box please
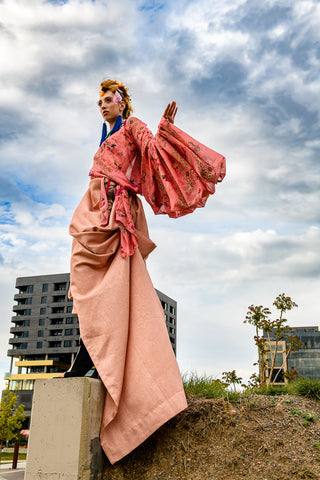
[0,0,320,390]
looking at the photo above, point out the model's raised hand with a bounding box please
[163,101,178,124]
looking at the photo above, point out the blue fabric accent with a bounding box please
[99,116,123,146]
[99,123,107,147]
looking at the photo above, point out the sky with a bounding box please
[0,0,319,392]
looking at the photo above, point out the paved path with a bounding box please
[0,463,26,470]
[0,469,24,480]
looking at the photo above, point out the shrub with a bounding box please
[244,384,288,396]
[182,372,240,402]
[288,378,320,401]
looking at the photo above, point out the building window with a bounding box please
[161,301,168,311]
[65,329,73,336]
[19,285,33,294]
[40,307,46,315]
[48,367,59,373]
[64,340,72,347]
[66,306,73,313]
[50,330,63,336]
[76,329,80,335]
[51,318,63,325]
[66,317,74,324]
[169,327,175,335]
[36,342,43,349]
[30,367,45,373]
[22,309,32,316]
[42,283,49,292]
[38,330,44,337]
[169,305,175,315]
[23,331,29,338]
[54,282,67,291]
[24,320,30,327]
[49,341,62,348]
[53,295,65,303]
[21,342,28,349]
[52,306,64,314]
[39,318,45,326]
[41,296,47,304]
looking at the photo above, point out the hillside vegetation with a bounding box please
[103,393,320,480]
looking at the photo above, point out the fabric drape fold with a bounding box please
[70,116,226,463]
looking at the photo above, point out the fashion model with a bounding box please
[64,79,226,464]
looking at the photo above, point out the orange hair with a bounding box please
[99,79,134,119]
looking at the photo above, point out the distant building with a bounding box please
[263,326,320,384]
[5,273,177,419]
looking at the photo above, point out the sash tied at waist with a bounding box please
[97,175,139,258]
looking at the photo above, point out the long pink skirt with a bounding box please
[69,178,187,464]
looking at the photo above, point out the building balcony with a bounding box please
[51,307,65,314]
[52,296,66,303]
[54,283,67,291]
[12,305,24,312]
[12,307,32,316]
[14,360,69,369]
[50,319,64,326]
[10,326,27,333]
[14,293,31,301]
[7,349,22,356]
[48,330,63,337]
[9,338,25,344]
[49,323,65,329]
[5,373,61,381]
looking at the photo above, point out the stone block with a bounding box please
[24,377,106,480]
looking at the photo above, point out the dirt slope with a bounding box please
[103,395,320,480]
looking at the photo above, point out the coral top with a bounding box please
[89,116,226,256]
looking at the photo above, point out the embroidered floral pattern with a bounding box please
[89,117,226,257]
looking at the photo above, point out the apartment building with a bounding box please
[5,273,177,417]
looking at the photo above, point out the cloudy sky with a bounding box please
[0,0,319,392]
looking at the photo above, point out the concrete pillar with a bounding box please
[25,377,106,480]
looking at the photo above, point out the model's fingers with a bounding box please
[168,101,176,116]
[163,104,171,118]
[172,106,178,120]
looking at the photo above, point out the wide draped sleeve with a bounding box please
[124,116,226,218]
[89,116,226,256]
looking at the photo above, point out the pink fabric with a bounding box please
[90,117,226,257]
[69,117,226,463]
[69,180,187,464]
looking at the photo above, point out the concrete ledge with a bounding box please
[25,377,106,480]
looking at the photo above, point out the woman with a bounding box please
[66,79,226,464]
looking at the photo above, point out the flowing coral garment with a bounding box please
[69,117,226,464]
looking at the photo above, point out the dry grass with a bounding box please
[103,394,320,480]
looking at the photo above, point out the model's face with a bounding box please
[98,90,125,126]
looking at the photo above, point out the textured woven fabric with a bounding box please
[90,116,226,257]
[69,116,226,463]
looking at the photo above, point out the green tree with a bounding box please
[244,293,303,387]
[221,370,243,392]
[0,390,25,462]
